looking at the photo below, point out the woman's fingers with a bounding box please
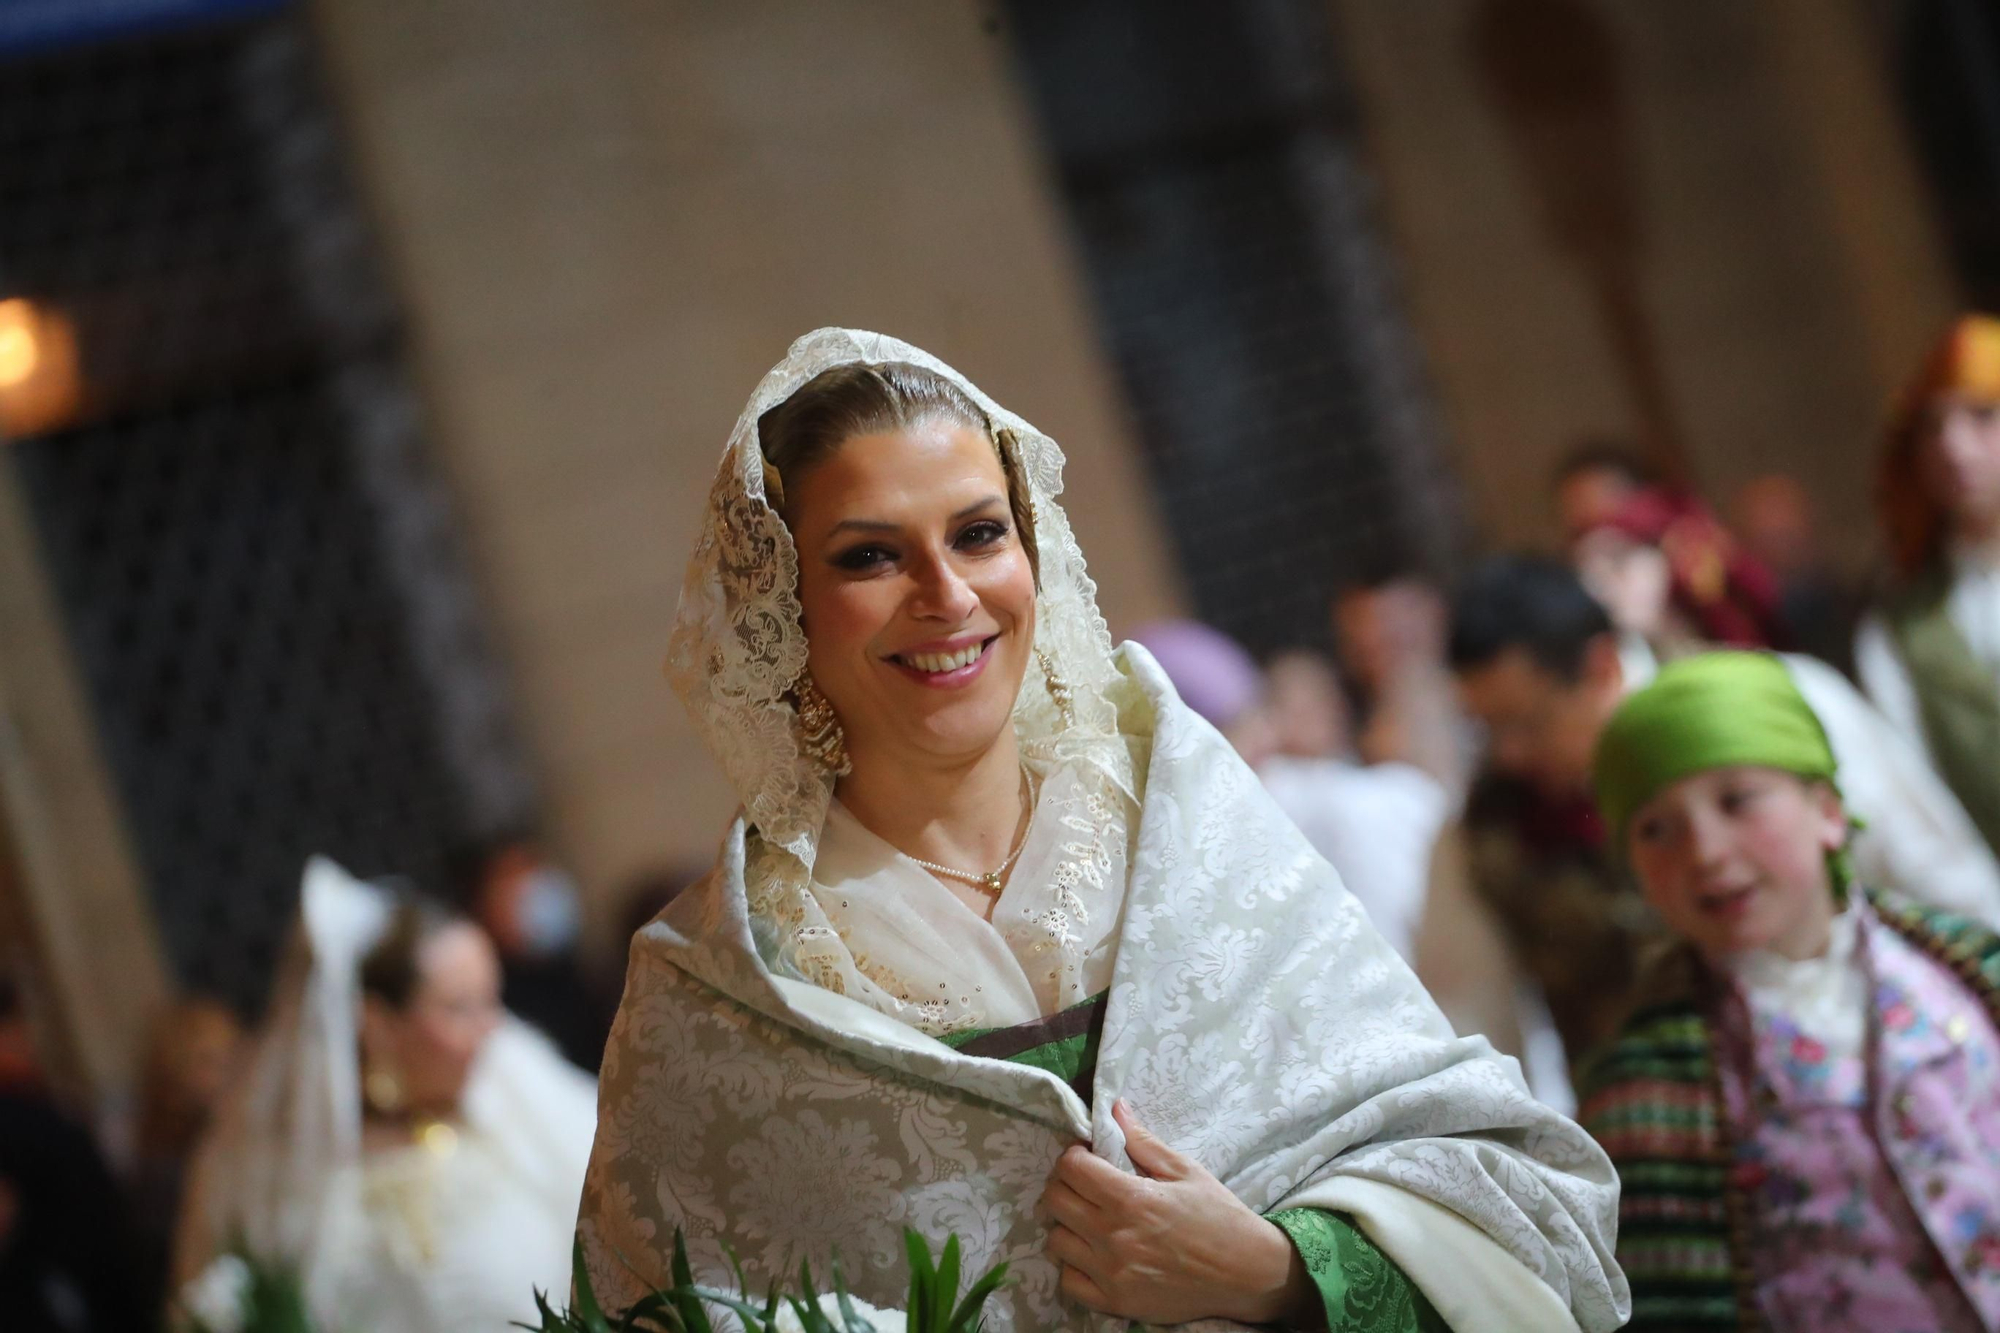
[1113,1098,1191,1182]
[1039,1178,1102,1232]
[1051,1142,1128,1206]
[1044,1221,1096,1272]
[1058,1260,1113,1313]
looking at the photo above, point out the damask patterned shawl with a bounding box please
[577,648,1630,1332]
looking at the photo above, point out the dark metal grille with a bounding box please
[1004,0,1462,654]
[1876,0,2000,308]
[1,8,533,1013]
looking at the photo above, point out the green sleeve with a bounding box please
[1266,1208,1451,1332]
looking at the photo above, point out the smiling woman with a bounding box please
[577,329,1631,1332]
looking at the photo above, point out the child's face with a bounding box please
[1626,765,1847,960]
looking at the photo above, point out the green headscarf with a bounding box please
[1592,651,1854,893]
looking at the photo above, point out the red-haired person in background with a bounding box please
[1858,314,2000,861]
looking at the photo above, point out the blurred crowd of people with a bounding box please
[11,311,2000,1330]
[1136,314,2000,1117]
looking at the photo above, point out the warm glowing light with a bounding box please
[0,298,82,438]
[0,301,40,388]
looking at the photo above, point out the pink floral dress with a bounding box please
[1715,904,2000,1332]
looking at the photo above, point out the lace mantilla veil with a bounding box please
[668,327,1137,1033]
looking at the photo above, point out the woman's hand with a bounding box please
[1039,1099,1318,1327]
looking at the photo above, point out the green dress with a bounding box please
[941,994,1451,1332]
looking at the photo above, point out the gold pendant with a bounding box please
[982,872,1002,895]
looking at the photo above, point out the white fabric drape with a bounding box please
[1723,900,1868,1064]
[1258,756,1450,963]
[810,753,1129,1030]
[582,645,1630,1331]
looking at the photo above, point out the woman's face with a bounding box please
[362,922,503,1116]
[1626,765,1844,960]
[1923,394,2000,527]
[1574,529,1671,638]
[155,1001,245,1121]
[786,418,1037,771]
[1264,652,1350,759]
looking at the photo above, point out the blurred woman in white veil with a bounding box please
[172,856,597,1332]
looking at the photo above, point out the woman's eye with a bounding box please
[833,543,895,572]
[1633,817,1668,845]
[956,520,1009,550]
[1718,784,1761,815]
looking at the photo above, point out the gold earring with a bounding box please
[363,1062,406,1115]
[795,672,851,776]
[1039,648,1075,727]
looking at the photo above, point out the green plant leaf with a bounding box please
[933,1234,960,1333]
[537,1227,1010,1333]
[829,1255,878,1333]
[617,1290,683,1332]
[795,1258,839,1333]
[666,1230,714,1333]
[567,1237,617,1333]
[510,1283,577,1331]
[902,1230,935,1332]
[946,1259,1010,1333]
[685,1286,782,1332]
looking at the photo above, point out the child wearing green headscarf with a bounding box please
[1578,651,2000,1333]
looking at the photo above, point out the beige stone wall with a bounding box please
[1332,0,1957,566]
[0,465,167,1115]
[309,0,1182,945]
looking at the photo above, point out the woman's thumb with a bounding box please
[1113,1098,1188,1180]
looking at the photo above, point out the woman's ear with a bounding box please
[1808,780,1850,851]
[1580,631,1626,695]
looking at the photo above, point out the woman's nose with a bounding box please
[910,553,979,621]
[1941,418,1985,467]
[1686,807,1733,867]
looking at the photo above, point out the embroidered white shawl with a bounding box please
[579,648,1628,1331]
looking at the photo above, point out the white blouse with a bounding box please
[1723,901,1868,1065]
[810,761,1128,1030]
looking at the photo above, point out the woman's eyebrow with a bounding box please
[826,495,1005,538]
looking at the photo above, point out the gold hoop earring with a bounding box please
[363,1062,406,1115]
[1038,648,1075,727]
[795,671,851,776]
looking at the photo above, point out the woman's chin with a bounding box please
[886,703,1019,764]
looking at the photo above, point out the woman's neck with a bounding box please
[1762,907,1836,962]
[837,731,1028,876]
[360,1106,460,1153]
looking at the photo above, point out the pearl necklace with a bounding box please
[905,772,1035,897]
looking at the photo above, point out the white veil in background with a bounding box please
[173,856,596,1320]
